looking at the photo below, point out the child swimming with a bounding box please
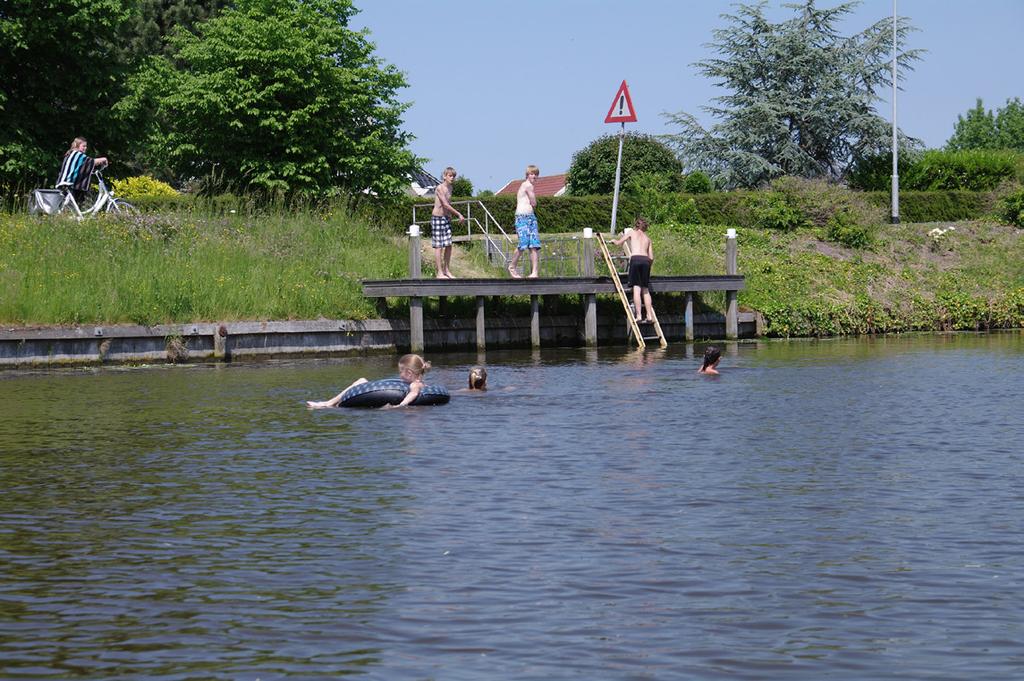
[698,346,721,375]
[307,354,431,409]
[468,366,487,391]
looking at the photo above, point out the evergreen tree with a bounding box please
[116,0,417,196]
[663,0,921,189]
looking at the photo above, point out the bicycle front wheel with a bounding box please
[107,199,139,215]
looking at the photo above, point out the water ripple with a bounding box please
[0,334,1022,679]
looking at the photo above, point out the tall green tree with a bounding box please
[125,0,231,60]
[116,0,417,196]
[663,0,922,189]
[996,98,1024,152]
[566,133,682,195]
[946,99,997,151]
[450,176,473,197]
[0,0,135,187]
[947,98,1024,152]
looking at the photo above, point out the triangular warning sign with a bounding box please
[604,80,637,124]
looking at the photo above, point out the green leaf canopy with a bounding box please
[947,98,1024,153]
[0,0,135,186]
[117,0,416,196]
[566,133,682,195]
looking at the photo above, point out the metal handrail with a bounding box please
[412,200,516,266]
[410,202,621,276]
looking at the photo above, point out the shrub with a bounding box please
[364,183,993,234]
[850,149,1023,191]
[626,171,677,196]
[626,173,701,224]
[771,176,883,229]
[847,151,918,191]
[665,195,702,224]
[862,190,990,222]
[111,175,179,200]
[826,210,874,248]
[904,149,1022,191]
[682,171,713,193]
[451,176,473,197]
[746,191,806,230]
[567,133,682,195]
[998,187,1024,227]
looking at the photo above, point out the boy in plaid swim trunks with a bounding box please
[431,166,464,279]
[508,165,541,278]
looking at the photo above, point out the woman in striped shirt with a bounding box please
[56,137,108,202]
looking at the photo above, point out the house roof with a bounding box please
[496,173,568,197]
[405,168,442,197]
[410,168,441,190]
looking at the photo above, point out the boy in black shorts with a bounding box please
[612,217,654,323]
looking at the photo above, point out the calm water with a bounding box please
[1,333,1022,680]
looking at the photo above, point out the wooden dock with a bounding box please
[363,226,745,352]
[362,275,744,298]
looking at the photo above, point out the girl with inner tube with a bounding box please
[307,354,430,409]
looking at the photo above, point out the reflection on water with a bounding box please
[1,332,1022,679]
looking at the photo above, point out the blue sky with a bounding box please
[353,0,1024,192]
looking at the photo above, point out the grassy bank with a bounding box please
[1,208,1022,336]
[650,220,1024,336]
[0,209,407,325]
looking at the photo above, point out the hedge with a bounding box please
[849,149,1024,191]
[376,189,992,233]
[862,190,992,223]
[113,188,999,230]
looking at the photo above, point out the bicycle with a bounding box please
[30,169,138,219]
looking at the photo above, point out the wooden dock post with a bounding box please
[408,225,424,352]
[582,228,597,347]
[530,295,541,348]
[725,228,738,340]
[685,292,694,341]
[476,296,486,351]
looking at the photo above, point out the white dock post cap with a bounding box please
[408,224,420,237]
[726,228,737,239]
[583,228,593,238]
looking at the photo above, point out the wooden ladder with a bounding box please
[596,232,667,349]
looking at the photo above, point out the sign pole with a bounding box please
[610,123,625,234]
[603,80,637,236]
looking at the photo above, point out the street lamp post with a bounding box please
[891,0,900,224]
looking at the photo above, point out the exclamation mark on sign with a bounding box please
[619,95,625,116]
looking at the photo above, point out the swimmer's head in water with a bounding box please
[701,345,721,371]
[468,366,487,390]
[399,354,431,380]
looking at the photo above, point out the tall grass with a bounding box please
[0,208,407,325]
[3,205,1022,334]
[652,219,1024,335]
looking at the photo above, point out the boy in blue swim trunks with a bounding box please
[508,165,541,278]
